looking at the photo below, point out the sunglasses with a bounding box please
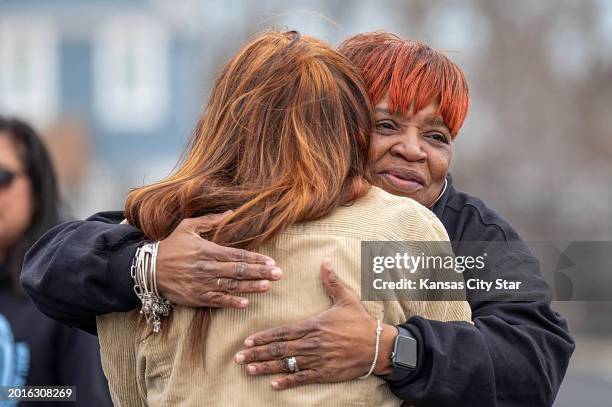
[0,168,22,188]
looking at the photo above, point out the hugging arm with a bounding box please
[240,251,574,406]
[21,211,143,334]
[385,254,574,406]
[21,211,281,335]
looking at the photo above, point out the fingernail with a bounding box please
[223,209,233,214]
[240,299,249,307]
[260,280,270,290]
[247,365,256,374]
[244,338,254,347]
[235,353,245,363]
[271,381,279,389]
[265,258,276,266]
[271,268,282,278]
[324,257,332,268]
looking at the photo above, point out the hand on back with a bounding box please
[156,211,282,308]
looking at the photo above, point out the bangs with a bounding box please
[339,33,470,137]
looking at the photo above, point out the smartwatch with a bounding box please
[390,326,418,370]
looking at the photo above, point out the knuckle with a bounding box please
[309,319,321,331]
[269,342,284,358]
[190,261,201,274]
[306,337,322,350]
[226,279,239,292]
[234,262,248,279]
[282,377,294,388]
[251,336,263,347]
[198,291,214,304]
[186,286,199,300]
[197,218,213,229]
[262,266,275,279]
[195,260,213,274]
[205,291,224,305]
[321,368,333,380]
[265,362,277,374]
[197,240,215,257]
[247,252,263,264]
[294,371,309,383]
[250,348,259,362]
[275,326,290,341]
[249,280,262,292]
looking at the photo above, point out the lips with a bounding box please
[379,168,426,194]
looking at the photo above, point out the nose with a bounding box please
[389,128,426,162]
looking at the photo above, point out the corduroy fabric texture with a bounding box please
[97,187,471,406]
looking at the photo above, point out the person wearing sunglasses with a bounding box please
[0,117,112,406]
[0,168,23,188]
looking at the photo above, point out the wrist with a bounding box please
[113,240,144,307]
[373,323,398,376]
[154,240,172,299]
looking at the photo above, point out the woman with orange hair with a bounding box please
[94,31,470,406]
[236,32,573,406]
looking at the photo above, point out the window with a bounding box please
[93,15,169,132]
[0,18,59,124]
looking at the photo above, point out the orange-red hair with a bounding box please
[338,32,469,137]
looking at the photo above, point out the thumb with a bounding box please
[188,210,233,234]
[320,258,357,305]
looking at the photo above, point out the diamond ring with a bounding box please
[284,356,299,373]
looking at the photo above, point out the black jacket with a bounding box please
[385,175,574,406]
[21,175,574,406]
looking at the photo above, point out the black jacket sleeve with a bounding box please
[21,211,142,335]
[384,243,575,406]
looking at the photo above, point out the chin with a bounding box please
[389,187,431,207]
[378,182,415,200]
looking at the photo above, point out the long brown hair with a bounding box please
[124,31,373,357]
[125,31,372,248]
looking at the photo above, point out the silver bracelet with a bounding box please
[131,242,173,333]
[358,319,383,379]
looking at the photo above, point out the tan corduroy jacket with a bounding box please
[97,187,471,406]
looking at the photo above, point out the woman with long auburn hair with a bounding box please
[96,30,470,406]
[123,30,371,249]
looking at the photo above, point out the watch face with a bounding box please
[394,335,417,369]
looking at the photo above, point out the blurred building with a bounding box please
[1,0,610,237]
[0,0,207,214]
[0,1,611,404]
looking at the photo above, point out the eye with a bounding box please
[375,120,398,134]
[425,132,450,144]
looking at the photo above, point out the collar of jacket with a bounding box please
[431,174,454,219]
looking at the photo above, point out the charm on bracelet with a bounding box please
[131,242,174,333]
